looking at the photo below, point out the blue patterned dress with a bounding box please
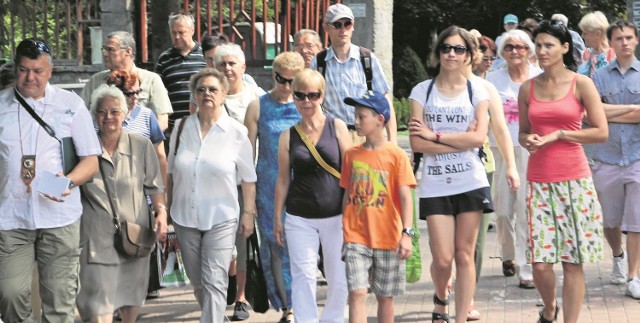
[255,93,300,309]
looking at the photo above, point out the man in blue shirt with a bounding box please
[592,20,640,299]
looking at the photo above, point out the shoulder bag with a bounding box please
[15,89,78,175]
[99,154,156,258]
[293,123,341,179]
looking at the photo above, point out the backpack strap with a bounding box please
[466,79,473,103]
[316,49,328,77]
[360,47,373,91]
[173,115,189,156]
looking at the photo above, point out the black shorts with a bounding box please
[419,187,493,219]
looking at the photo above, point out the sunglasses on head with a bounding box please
[16,39,51,59]
[123,89,142,97]
[328,20,353,30]
[274,72,293,85]
[504,44,528,52]
[293,91,322,101]
[439,44,467,55]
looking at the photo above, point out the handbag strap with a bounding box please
[99,161,121,230]
[293,123,340,179]
[246,230,262,265]
[14,88,60,142]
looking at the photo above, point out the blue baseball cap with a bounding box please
[504,14,519,24]
[344,90,390,123]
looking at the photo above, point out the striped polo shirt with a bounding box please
[155,42,206,127]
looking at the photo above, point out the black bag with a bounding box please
[245,232,269,313]
[14,89,79,175]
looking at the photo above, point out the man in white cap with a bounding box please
[311,3,396,143]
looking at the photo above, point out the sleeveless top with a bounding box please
[286,115,343,218]
[527,75,590,182]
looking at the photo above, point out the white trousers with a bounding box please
[285,213,348,323]
[491,146,532,280]
[174,220,237,323]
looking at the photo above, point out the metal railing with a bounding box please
[0,0,339,66]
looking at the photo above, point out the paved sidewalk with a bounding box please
[136,221,640,322]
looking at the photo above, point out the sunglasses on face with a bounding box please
[328,20,353,30]
[195,86,219,94]
[123,89,142,97]
[293,91,322,101]
[16,39,51,59]
[504,44,528,52]
[274,72,293,85]
[482,56,496,62]
[97,110,123,117]
[439,44,467,55]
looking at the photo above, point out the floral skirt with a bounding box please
[526,177,603,264]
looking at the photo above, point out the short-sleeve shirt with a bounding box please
[167,113,257,230]
[310,45,391,125]
[123,105,165,144]
[591,59,640,166]
[80,66,173,117]
[409,78,490,197]
[340,142,416,250]
[156,42,206,126]
[224,83,266,124]
[0,84,102,230]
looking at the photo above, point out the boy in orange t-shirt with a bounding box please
[340,90,417,323]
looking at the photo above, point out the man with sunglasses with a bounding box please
[81,31,173,132]
[0,39,101,322]
[311,3,396,144]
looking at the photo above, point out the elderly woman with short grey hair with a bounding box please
[76,84,167,323]
[167,68,257,322]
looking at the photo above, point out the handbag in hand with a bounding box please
[245,231,270,313]
[100,156,156,258]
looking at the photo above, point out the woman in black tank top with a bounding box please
[273,69,352,322]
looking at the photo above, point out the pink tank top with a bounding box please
[527,75,590,183]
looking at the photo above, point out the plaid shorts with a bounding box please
[342,243,405,297]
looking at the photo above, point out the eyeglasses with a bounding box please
[503,44,528,52]
[482,56,496,62]
[439,44,467,55]
[295,43,319,51]
[195,86,219,94]
[97,110,123,117]
[123,89,142,97]
[101,46,124,53]
[293,91,322,101]
[16,39,51,59]
[328,20,353,30]
[275,72,293,85]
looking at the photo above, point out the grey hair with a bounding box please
[578,11,609,33]
[497,29,536,59]
[551,13,569,25]
[294,29,322,46]
[213,43,246,65]
[106,31,136,56]
[90,84,128,119]
[168,12,195,29]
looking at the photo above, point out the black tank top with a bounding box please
[286,115,343,218]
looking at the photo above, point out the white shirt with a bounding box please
[409,78,490,197]
[168,113,256,230]
[486,66,542,147]
[224,83,265,124]
[0,84,101,230]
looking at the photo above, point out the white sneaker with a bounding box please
[610,251,627,285]
[626,277,640,299]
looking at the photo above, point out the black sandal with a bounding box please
[537,301,559,323]
[432,293,450,323]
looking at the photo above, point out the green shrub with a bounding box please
[393,46,428,99]
[394,97,411,131]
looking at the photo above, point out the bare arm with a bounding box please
[408,100,465,155]
[150,193,168,241]
[384,93,398,143]
[396,185,413,260]
[603,103,640,123]
[274,130,291,247]
[157,114,169,132]
[239,181,256,238]
[154,142,168,191]
[334,118,353,156]
[244,99,261,161]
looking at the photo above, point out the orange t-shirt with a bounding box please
[340,142,417,250]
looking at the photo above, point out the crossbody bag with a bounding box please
[293,124,341,179]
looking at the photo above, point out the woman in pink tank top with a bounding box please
[517,20,608,323]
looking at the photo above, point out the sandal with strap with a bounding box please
[537,301,559,323]
[432,293,450,323]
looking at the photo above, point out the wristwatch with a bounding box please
[402,227,416,238]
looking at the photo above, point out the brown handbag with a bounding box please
[100,153,156,258]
